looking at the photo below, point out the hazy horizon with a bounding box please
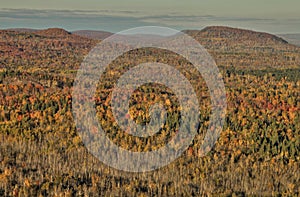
[1,0,300,34]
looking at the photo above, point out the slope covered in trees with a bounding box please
[0,27,299,196]
[185,26,300,69]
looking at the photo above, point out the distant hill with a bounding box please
[184,26,289,48]
[278,34,300,46]
[8,28,114,40]
[0,28,97,77]
[8,26,297,47]
[1,26,300,70]
[182,26,300,69]
[72,30,113,40]
[7,28,39,33]
[35,28,72,38]
[203,26,288,44]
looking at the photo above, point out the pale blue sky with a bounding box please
[1,0,300,33]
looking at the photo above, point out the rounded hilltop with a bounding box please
[201,26,288,44]
[35,28,71,37]
[185,26,288,46]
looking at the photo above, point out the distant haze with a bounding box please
[278,34,300,46]
[0,0,300,33]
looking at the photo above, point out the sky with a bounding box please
[1,0,300,33]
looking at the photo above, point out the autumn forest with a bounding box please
[0,26,299,196]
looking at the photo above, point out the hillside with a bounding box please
[68,26,300,69]
[279,33,300,46]
[7,28,39,33]
[197,26,288,45]
[35,28,72,38]
[184,26,300,69]
[0,26,299,196]
[72,30,113,40]
[1,26,299,76]
[0,28,95,65]
[0,29,97,88]
[1,26,299,77]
